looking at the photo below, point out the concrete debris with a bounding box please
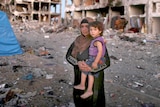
[0,20,159,106]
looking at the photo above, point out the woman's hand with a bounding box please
[92,62,98,70]
[78,61,92,72]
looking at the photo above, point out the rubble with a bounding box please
[0,20,159,106]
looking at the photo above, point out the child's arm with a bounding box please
[92,41,103,69]
[102,36,107,44]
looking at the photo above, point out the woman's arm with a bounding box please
[79,47,110,73]
[66,43,78,66]
[78,61,92,71]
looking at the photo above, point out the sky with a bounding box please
[61,0,65,18]
[61,0,72,18]
[51,0,72,18]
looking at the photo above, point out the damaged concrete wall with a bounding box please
[148,0,160,34]
[0,0,13,18]
[65,0,126,30]
[65,0,160,34]
[0,0,61,25]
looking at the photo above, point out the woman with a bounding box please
[66,18,110,107]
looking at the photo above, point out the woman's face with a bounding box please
[80,23,89,36]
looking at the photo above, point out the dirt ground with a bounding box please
[0,22,160,107]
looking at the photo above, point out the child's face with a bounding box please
[89,26,102,38]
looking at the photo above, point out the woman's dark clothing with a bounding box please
[66,39,110,107]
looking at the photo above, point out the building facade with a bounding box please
[12,0,61,24]
[65,0,160,34]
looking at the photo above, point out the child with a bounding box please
[74,21,106,99]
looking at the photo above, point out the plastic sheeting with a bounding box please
[0,11,23,56]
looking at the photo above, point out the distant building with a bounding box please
[3,0,61,24]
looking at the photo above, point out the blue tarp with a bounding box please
[0,11,23,56]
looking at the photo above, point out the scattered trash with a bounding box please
[59,79,67,84]
[136,65,145,70]
[119,58,122,61]
[44,86,52,90]
[110,55,118,60]
[68,102,75,107]
[63,61,67,64]
[0,62,8,67]
[17,91,37,98]
[0,84,6,89]
[43,90,56,98]
[134,82,143,87]
[44,35,50,38]
[42,54,54,59]
[154,73,160,79]
[32,68,47,78]
[0,84,12,89]
[46,74,53,79]
[141,102,155,107]
[22,73,33,80]
[12,65,28,72]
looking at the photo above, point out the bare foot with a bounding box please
[80,91,93,99]
[74,85,85,90]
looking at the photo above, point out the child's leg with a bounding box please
[81,74,94,99]
[74,72,87,90]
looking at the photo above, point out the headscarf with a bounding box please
[71,18,93,58]
[80,18,88,24]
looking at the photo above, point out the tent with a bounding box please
[0,11,23,56]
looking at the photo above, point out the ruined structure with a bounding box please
[0,0,61,24]
[65,0,160,34]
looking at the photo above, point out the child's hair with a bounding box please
[89,21,103,36]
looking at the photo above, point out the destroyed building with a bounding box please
[0,0,61,24]
[65,0,160,35]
